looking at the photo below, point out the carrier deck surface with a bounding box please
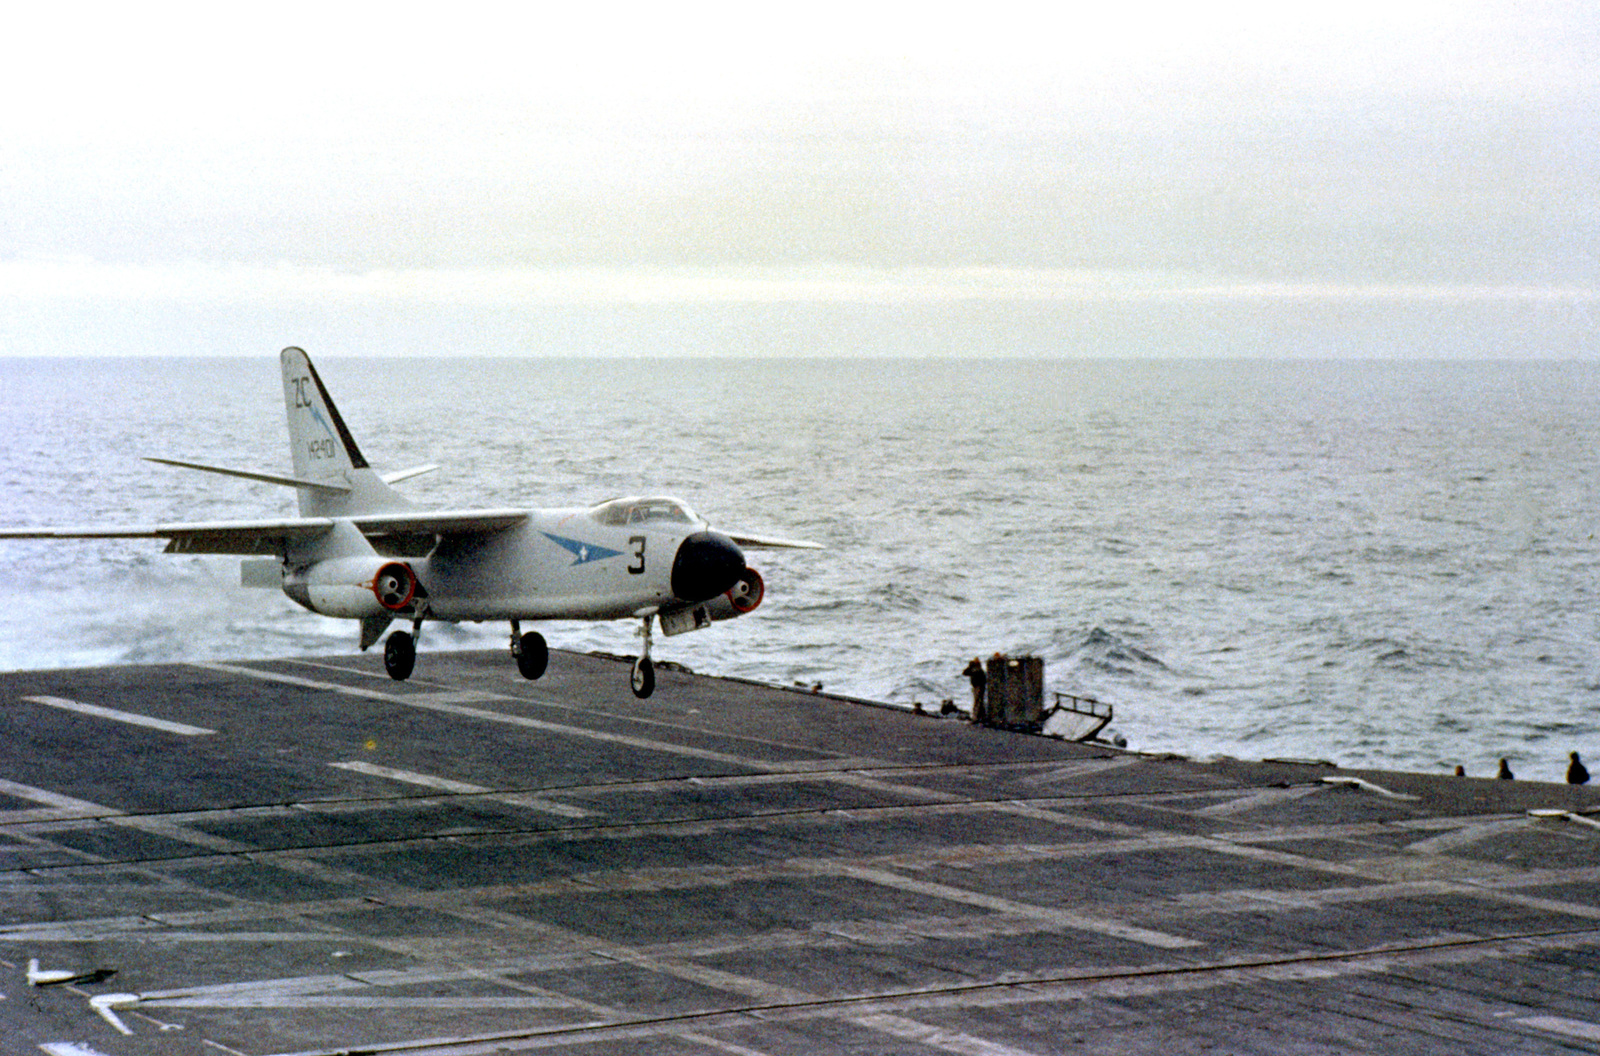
[1,650,1597,1054]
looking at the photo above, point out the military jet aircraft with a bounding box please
[0,347,819,696]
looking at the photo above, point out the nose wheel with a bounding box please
[631,657,655,698]
[631,615,655,698]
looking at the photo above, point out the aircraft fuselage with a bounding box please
[281,502,747,623]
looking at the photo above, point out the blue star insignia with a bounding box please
[542,532,624,565]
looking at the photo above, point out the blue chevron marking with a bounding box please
[542,532,625,566]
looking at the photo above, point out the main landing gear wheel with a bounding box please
[384,631,416,681]
[515,630,548,680]
[631,656,655,699]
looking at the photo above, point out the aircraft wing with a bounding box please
[0,509,530,555]
[724,531,824,550]
[0,518,336,555]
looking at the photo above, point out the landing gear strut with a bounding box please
[631,615,655,699]
[511,620,548,680]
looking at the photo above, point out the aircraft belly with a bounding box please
[424,594,652,622]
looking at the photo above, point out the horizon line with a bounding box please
[0,260,1594,307]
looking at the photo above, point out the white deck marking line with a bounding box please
[1319,776,1417,800]
[287,657,884,763]
[673,1031,784,1056]
[1530,808,1600,831]
[40,1044,120,1056]
[827,862,1200,949]
[108,815,256,853]
[331,761,593,818]
[194,663,403,702]
[348,698,776,770]
[1013,757,1142,786]
[1517,1015,1600,1042]
[0,776,120,822]
[144,994,588,1010]
[331,760,493,795]
[22,695,214,737]
[1406,817,1535,855]
[852,1012,1046,1056]
[200,662,817,773]
[89,993,137,1035]
[0,776,235,847]
[1196,785,1327,817]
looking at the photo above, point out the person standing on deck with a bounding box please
[962,657,986,717]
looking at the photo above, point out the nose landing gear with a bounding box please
[631,615,655,699]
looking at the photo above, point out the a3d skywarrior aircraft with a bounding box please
[0,347,819,696]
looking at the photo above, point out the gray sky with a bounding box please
[1,0,1597,350]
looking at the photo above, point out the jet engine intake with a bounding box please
[705,567,764,619]
[372,561,419,612]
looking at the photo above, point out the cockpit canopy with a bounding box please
[589,496,701,527]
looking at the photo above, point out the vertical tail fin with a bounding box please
[280,347,410,517]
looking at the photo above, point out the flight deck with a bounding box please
[1,650,1598,1054]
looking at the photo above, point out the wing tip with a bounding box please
[727,533,825,550]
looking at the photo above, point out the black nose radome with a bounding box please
[671,531,746,603]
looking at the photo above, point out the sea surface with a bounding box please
[3,356,1598,782]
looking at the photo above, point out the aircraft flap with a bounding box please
[160,518,338,554]
[350,508,529,536]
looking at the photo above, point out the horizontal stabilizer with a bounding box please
[144,457,351,494]
[725,531,824,550]
[382,464,439,484]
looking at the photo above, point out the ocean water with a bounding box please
[2,355,1598,782]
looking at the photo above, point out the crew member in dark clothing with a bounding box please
[1497,758,1514,780]
[962,658,986,715]
[1569,751,1590,785]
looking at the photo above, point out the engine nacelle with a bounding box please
[705,567,764,619]
[282,557,423,618]
[659,568,763,637]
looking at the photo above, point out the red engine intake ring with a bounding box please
[727,568,764,614]
[372,562,419,612]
